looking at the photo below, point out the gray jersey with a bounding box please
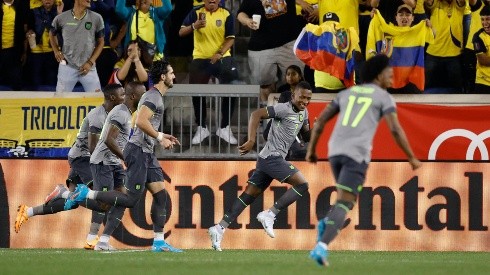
[68,105,107,159]
[328,84,396,163]
[91,104,133,165]
[129,88,163,153]
[260,102,309,159]
[51,10,104,68]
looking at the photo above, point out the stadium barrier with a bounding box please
[2,159,489,251]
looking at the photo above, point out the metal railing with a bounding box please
[156,84,261,159]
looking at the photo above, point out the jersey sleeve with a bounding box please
[182,8,198,27]
[473,31,488,54]
[141,92,160,113]
[381,94,396,116]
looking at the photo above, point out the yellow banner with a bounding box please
[0,97,101,157]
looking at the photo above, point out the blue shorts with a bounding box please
[123,143,164,195]
[247,155,299,190]
[329,155,368,195]
[89,162,126,191]
[67,156,93,185]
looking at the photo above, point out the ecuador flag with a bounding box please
[366,10,434,91]
[294,22,359,87]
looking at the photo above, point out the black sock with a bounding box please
[219,193,256,228]
[35,199,65,215]
[151,190,168,232]
[320,202,351,244]
[272,183,309,214]
[101,206,125,236]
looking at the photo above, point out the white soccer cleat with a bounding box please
[208,225,224,251]
[94,241,116,251]
[257,211,276,238]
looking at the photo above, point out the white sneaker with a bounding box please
[216,125,238,145]
[94,241,116,251]
[208,224,225,251]
[257,210,276,238]
[192,126,210,145]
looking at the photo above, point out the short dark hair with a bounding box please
[481,4,490,16]
[125,81,145,95]
[360,54,390,83]
[102,83,123,99]
[149,60,171,84]
[295,80,312,91]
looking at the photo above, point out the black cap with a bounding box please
[323,12,340,23]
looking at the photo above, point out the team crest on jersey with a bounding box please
[299,114,303,122]
[216,20,222,27]
[85,22,92,30]
[381,35,394,57]
[135,184,141,190]
[333,28,349,53]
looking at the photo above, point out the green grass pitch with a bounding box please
[1,249,489,275]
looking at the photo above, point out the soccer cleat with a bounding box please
[84,237,100,250]
[191,126,210,145]
[14,204,29,233]
[64,184,89,210]
[44,184,68,205]
[208,225,224,251]
[257,210,276,238]
[309,242,329,266]
[94,241,116,251]
[317,217,327,242]
[152,240,183,253]
[216,126,238,145]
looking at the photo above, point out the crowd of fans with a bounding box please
[0,0,488,95]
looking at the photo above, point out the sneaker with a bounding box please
[64,184,89,210]
[152,240,183,253]
[94,241,116,251]
[317,217,327,242]
[257,210,275,238]
[84,237,99,250]
[44,184,68,205]
[216,126,237,145]
[208,225,224,251]
[192,126,210,145]
[309,242,329,266]
[14,204,29,233]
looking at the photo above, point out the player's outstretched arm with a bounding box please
[384,112,422,170]
[238,108,269,155]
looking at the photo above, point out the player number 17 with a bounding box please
[341,95,372,127]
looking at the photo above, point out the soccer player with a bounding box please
[66,60,183,252]
[208,81,313,251]
[14,84,125,249]
[88,81,147,250]
[305,54,422,266]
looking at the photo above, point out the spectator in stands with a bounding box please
[366,4,435,93]
[278,64,304,102]
[109,40,152,87]
[180,0,240,145]
[91,0,126,87]
[0,0,29,91]
[371,0,415,24]
[315,0,370,93]
[472,3,490,93]
[49,0,105,92]
[116,0,172,63]
[26,0,62,91]
[295,0,317,89]
[424,0,467,94]
[463,0,486,93]
[237,0,304,107]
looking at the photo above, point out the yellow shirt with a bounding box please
[2,3,15,49]
[466,4,484,50]
[426,0,465,57]
[414,0,425,14]
[31,29,53,53]
[318,0,360,33]
[131,11,155,44]
[295,0,318,16]
[473,29,490,86]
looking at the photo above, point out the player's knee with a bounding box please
[294,182,309,194]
